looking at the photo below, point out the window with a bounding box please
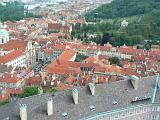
[1,38,4,43]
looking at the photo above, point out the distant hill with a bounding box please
[85,0,160,20]
[0,2,39,22]
[83,0,160,46]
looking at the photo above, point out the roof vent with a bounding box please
[112,100,118,105]
[89,105,95,111]
[62,112,68,118]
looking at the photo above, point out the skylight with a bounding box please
[131,95,151,103]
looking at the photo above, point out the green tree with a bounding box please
[109,57,121,66]
[52,87,61,92]
[21,86,38,98]
[0,2,41,22]
[144,42,151,50]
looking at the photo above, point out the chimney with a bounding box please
[47,98,53,116]
[20,104,27,120]
[72,88,78,104]
[157,74,160,88]
[88,83,95,95]
[130,75,139,90]
[11,74,13,77]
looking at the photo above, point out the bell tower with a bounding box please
[26,40,36,68]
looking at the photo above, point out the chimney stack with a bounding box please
[88,83,95,95]
[72,88,78,104]
[157,74,160,88]
[20,104,27,120]
[130,75,139,90]
[47,98,53,116]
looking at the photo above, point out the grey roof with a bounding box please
[0,75,160,120]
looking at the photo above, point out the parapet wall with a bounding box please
[84,103,160,120]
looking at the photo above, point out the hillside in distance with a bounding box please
[84,0,160,46]
[86,0,160,20]
[0,2,41,22]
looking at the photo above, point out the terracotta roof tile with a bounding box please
[57,83,71,90]
[0,73,21,83]
[0,49,25,63]
[0,40,26,51]
[66,75,74,84]
[58,49,76,62]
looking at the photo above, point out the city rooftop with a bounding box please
[0,75,160,120]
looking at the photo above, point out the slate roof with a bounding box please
[0,75,160,120]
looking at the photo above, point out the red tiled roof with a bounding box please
[98,76,106,83]
[0,73,21,83]
[25,75,42,86]
[84,56,96,63]
[6,87,23,94]
[94,67,106,73]
[121,68,136,75]
[108,65,122,74]
[58,49,76,62]
[57,83,71,90]
[49,32,65,37]
[45,49,54,54]
[54,44,66,50]
[47,67,75,74]
[0,92,9,101]
[0,49,25,63]
[48,23,62,30]
[67,75,74,84]
[4,21,14,25]
[0,40,26,51]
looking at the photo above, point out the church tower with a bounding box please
[0,21,9,44]
[26,40,36,68]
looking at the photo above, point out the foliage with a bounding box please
[51,87,61,93]
[0,2,39,22]
[109,57,121,66]
[75,54,88,62]
[72,21,145,46]
[83,0,160,46]
[86,0,160,20]
[0,100,9,106]
[0,2,23,22]
[73,82,78,86]
[21,86,38,98]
